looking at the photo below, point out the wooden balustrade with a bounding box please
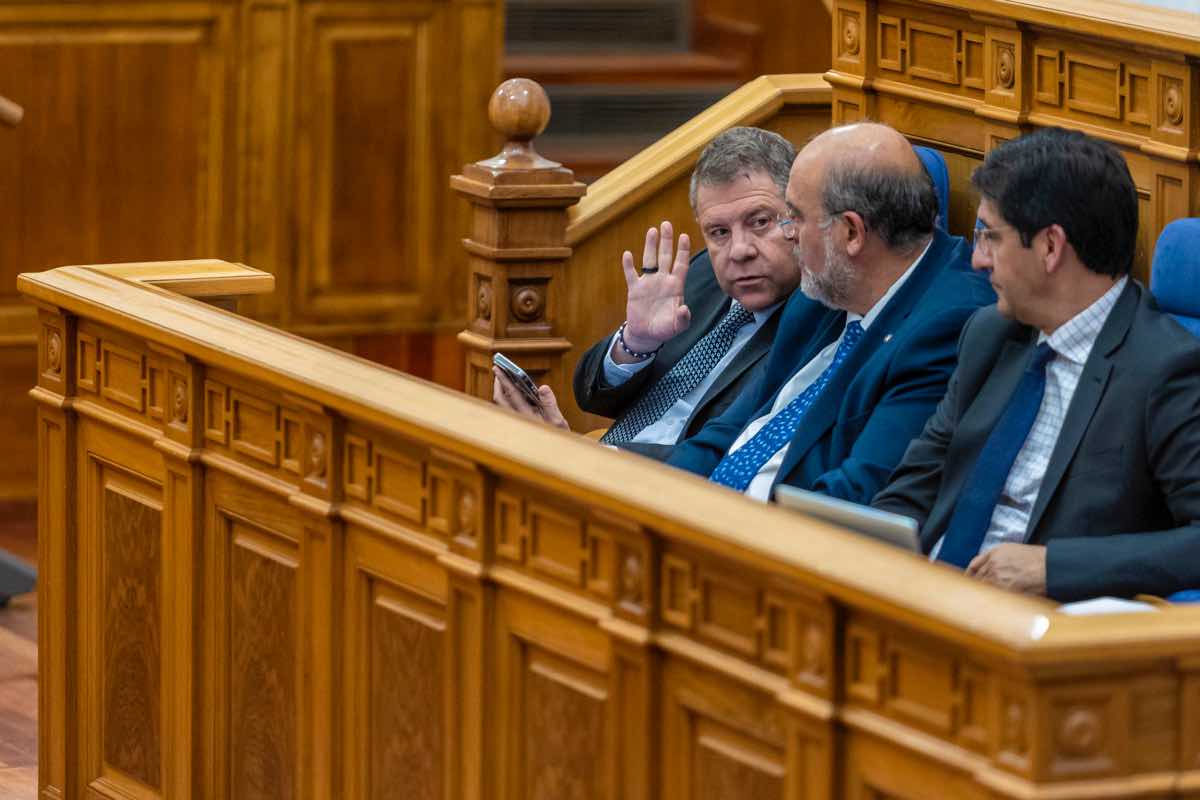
[22,259,1200,799]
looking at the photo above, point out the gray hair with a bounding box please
[820,160,938,252]
[689,127,796,211]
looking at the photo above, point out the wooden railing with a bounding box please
[454,74,834,429]
[22,260,1200,799]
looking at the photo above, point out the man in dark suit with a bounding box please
[494,127,808,455]
[667,123,994,504]
[873,127,1200,602]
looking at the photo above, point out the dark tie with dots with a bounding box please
[602,302,756,444]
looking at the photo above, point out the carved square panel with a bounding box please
[661,554,695,629]
[282,413,304,475]
[1047,689,1122,779]
[231,389,281,467]
[992,41,1016,94]
[527,502,585,585]
[1158,74,1187,133]
[794,614,830,692]
[996,686,1033,774]
[956,663,990,752]
[1127,67,1151,126]
[1065,53,1122,119]
[145,364,164,421]
[963,33,985,90]
[1183,672,1200,769]
[844,622,882,705]
[838,8,863,63]
[205,381,229,445]
[762,595,791,671]
[877,15,904,72]
[344,434,372,501]
[495,491,526,563]
[697,569,759,658]
[373,444,425,523]
[884,638,955,735]
[78,332,99,392]
[908,21,959,85]
[166,371,191,432]
[1035,48,1063,106]
[100,341,146,412]
[583,526,613,599]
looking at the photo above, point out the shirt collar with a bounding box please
[751,300,783,326]
[1038,276,1128,365]
[850,238,932,330]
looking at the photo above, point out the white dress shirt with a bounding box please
[930,276,1128,559]
[729,244,929,501]
[601,303,780,446]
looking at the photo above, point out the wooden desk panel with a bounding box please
[20,261,1200,800]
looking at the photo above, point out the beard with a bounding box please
[798,228,856,310]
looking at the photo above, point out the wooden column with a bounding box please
[452,78,586,402]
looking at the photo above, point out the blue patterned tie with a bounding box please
[709,321,865,491]
[602,302,755,444]
[936,342,1056,568]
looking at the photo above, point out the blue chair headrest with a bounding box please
[1168,589,1200,603]
[1150,218,1200,338]
[914,145,950,231]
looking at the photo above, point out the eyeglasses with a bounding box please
[776,214,797,239]
[971,221,1014,257]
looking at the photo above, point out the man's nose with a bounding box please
[730,228,757,260]
[970,245,991,272]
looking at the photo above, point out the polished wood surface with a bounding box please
[827,0,1200,284]
[0,0,501,501]
[22,260,1200,799]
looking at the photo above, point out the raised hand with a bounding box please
[618,222,693,357]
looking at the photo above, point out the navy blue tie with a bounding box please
[709,321,865,492]
[936,342,1056,568]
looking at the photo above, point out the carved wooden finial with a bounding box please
[477,78,560,171]
[0,95,23,127]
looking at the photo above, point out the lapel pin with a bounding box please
[883,334,893,343]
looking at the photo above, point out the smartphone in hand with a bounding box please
[493,352,542,408]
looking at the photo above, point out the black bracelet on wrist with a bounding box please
[617,321,661,360]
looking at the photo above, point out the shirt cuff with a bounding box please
[602,331,655,385]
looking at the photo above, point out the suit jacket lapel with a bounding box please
[1026,282,1138,539]
[771,231,955,482]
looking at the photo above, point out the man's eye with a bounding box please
[751,216,771,229]
[709,228,729,239]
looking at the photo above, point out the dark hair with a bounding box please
[970,127,1137,277]
[689,127,797,210]
[821,159,938,252]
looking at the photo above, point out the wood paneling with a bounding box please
[23,239,1200,800]
[0,0,500,503]
[102,487,163,789]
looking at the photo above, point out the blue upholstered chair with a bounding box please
[1149,218,1200,603]
[913,145,950,231]
[1150,218,1200,338]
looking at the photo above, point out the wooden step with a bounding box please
[506,50,744,86]
[506,0,688,50]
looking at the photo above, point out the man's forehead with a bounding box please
[975,197,1002,226]
[695,177,783,218]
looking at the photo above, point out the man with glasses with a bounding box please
[495,127,821,457]
[873,127,1200,601]
[665,122,994,503]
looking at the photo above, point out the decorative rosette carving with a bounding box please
[511,287,543,323]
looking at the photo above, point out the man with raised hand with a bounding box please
[668,123,995,504]
[494,127,819,459]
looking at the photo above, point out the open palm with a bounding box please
[622,222,693,350]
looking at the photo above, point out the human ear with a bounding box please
[1041,224,1068,275]
[842,211,868,257]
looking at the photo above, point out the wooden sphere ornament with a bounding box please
[0,95,23,127]
[477,78,561,171]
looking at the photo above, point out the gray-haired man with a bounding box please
[495,127,807,458]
